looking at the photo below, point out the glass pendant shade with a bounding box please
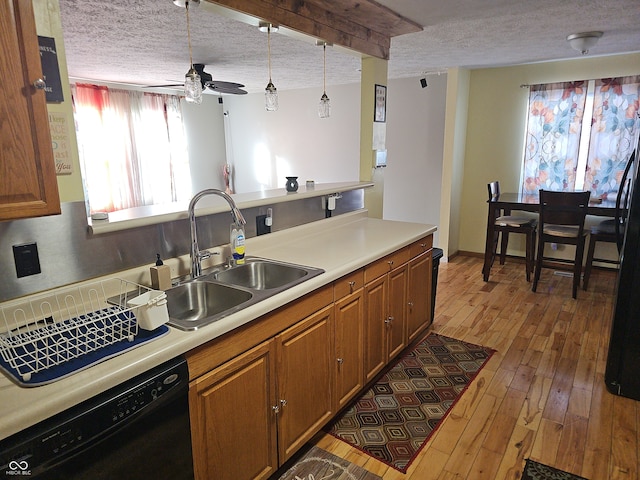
[318,43,330,118]
[264,24,278,111]
[265,81,278,111]
[318,92,330,118]
[185,68,203,104]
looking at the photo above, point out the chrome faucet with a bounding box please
[188,189,246,279]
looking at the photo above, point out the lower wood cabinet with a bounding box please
[187,234,433,480]
[333,270,364,410]
[407,249,433,342]
[188,304,334,480]
[189,340,278,480]
[363,256,409,383]
[275,304,334,461]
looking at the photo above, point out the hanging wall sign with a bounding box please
[37,36,64,103]
[48,112,73,175]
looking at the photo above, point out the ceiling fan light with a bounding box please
[265,81,278,111]
[318,92,330,118]
[185,68,203,104]
[567,31,603,55]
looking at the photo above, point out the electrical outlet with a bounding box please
[13,243,41,278]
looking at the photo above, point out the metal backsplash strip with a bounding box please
[0,190,364,303]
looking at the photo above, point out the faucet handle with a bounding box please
[198,249,218,261]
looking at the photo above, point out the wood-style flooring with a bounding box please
[309,255,637,480]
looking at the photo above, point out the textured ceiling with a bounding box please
[58,0,640,94]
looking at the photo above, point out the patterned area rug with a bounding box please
[277,445,382,480]
[521,459,588,480]
[327,333,495,473]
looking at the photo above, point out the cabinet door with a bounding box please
[387,264,408,360]
[189,340,277,480]
[363,275,387,383]
[276,305,334,462]
[334,288,364,410]
[0,0,60,220]
[407,250,432,342]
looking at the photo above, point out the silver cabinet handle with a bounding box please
[384,316,394,324]
[420,243,427,248]
[272,405,280,414]
[280,399,287,407]
[348,281,356,292]
[387,260,394,266]
[337,358,344,365]
[33,78,46,90]
[408,301,414,308]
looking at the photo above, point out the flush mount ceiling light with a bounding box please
[176,0,202,104]
[260,22,278,111]
[567,31,603,55]
[318,41,331,119]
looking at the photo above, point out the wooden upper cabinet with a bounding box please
[0,0,61,221]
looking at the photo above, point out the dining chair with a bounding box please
[583,150,635,290]
[531,190,590,299]
[486,181,537,281]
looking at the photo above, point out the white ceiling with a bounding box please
[58,0,640,94]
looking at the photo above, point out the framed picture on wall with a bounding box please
[374,84,387,123]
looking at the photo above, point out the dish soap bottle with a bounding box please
[230,222,245,265]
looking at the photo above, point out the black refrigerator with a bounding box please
[605,147,640,400]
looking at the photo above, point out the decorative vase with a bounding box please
[285,177,299,192]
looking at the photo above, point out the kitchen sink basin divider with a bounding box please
[0,279,169,383]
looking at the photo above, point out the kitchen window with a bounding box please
[72,84,192,214]
[522,75,640,199]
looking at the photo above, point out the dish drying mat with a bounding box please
[0,312,168,387]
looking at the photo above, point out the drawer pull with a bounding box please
[348,281,356,292]
[384,316,394,324]
[337,358,344,365]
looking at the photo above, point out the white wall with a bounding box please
[181,95,227,193]
[383,75,446,247]
[222,84,361,193]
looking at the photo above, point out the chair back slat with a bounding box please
[539,190,590,227]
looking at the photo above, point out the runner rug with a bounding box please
[327,333,495,473]
[276,445,382,480]
[521,459,588,480]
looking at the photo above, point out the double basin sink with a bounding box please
[164,257,324,330]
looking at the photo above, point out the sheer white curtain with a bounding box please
[72,84,191,213]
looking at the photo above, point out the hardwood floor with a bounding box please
[310,255,637,480]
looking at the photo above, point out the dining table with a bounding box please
[482,191,619,281]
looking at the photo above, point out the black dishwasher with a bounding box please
[0,356,194,479]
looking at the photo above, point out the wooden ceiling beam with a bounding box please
[204,0,422,60]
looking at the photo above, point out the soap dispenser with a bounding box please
[150,254,172,291]
[230,222,246,265]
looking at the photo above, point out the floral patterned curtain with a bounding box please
[522,82,587,193]
[582,76,640,199]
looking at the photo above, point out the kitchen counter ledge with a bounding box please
[0,210,436,440]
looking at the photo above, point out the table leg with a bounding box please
[483,204,497,281]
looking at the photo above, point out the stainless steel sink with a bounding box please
[165,281,253,330]
[210,258,313,290]
[166,257,324,331]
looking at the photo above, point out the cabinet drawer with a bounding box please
[364,248,410,283]
[409,235,433,258]
[334,269,364,299]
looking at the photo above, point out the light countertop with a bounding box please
[0,210,436,440]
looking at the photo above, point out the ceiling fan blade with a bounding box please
[207,85,248,95]
[205,80,246,89]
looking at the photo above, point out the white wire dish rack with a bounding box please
[0,278,168,382]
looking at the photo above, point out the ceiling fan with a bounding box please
[147,63,247,95]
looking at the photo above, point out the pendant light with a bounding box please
[318,42,330,118]
[177,0,202,104]
[262,23,278,111]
